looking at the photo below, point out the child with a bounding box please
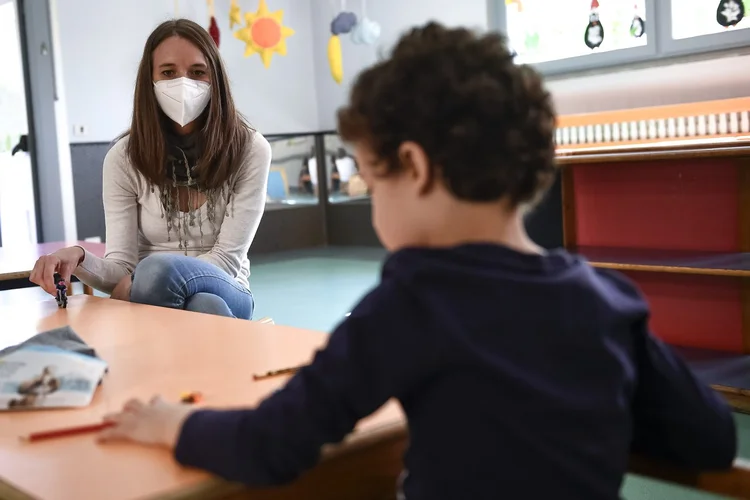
[100,23,736,499]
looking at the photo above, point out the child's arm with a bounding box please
[630,318,737,469]
[173,282,438,485]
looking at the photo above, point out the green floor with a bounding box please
[2,246,748,498]
[250,247,385,331]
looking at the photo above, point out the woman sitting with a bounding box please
[30,19,271,319]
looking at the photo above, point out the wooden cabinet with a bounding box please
[554,97,750,412]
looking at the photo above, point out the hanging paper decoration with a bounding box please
[332,12,357,33]
[234,0,295,68]
[630,3,645,38]
[207,0,220,47]
[328,1,357,83]
[209,17,220,46]
[584,0,604,49]
[505,0,524,12]
[351,0,380,45]
[229,0,242,29]
[716,0,745,27]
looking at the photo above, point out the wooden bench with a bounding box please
[0,241,105,294]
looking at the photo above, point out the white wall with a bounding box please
[311,0,489,131]
[56,0,319,143]
[309,1,749,128]
[55,0,750,137]
[548,53,750,116]
[49,0,77,241]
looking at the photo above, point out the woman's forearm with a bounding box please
[74,249,132,294]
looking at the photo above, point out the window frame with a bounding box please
[659,0,750,56]
[492,0,750,77]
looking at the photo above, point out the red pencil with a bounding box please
[20,421,114,443]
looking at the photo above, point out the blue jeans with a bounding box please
[129,254,254,319]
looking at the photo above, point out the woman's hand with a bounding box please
[110,274,132,301]
[98,396,195,449]
[29,246,85,295]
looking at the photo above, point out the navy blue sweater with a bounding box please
[174,245,736,499]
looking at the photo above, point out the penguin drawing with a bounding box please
[585,0,604,49]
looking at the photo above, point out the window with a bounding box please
[264,134,320,209]
[492,0,750,75]
[672,0,749,39]
[324,134,369,204]
[661,0,750,56]
[506,0,648,65]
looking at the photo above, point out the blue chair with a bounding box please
[267,167,289,201]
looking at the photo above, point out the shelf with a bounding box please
[556,135,750,164]
[674,346,750,414]
[576,247,750,277]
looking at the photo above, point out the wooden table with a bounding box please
[4,297,750,499]
[0,241,106,294]
[0,296,406,500]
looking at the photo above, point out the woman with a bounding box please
[30,19,271,319]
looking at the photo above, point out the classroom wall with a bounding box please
[55,0,319,144]
[50,0,750,243]
[311,0,490,130]
[548,52,750,116]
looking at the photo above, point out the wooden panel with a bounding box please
[740,159,750,353]
[626,272,742,352]
[524,172,564,249]
[210,431,407,500]
[252,206,326,254]
[557,138,750,164]
[560,167,577,249]
[577,247,750,277]
[573,160,739,252]
[326,201,381,247]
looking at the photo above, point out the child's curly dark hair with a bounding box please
[337,22,557,207]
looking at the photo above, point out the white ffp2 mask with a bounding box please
[153,77,211,127]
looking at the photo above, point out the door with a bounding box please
[0,0,38,246]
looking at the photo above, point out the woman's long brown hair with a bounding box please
[122,19,250,190]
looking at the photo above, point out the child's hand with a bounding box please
[98,396,194,448]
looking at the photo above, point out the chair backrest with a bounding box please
[267,167,289,200]
[629,455,750,498]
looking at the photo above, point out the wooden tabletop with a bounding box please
[0,241,106,281]
[0,296,405,500]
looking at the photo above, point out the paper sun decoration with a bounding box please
[234,0,295,68]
